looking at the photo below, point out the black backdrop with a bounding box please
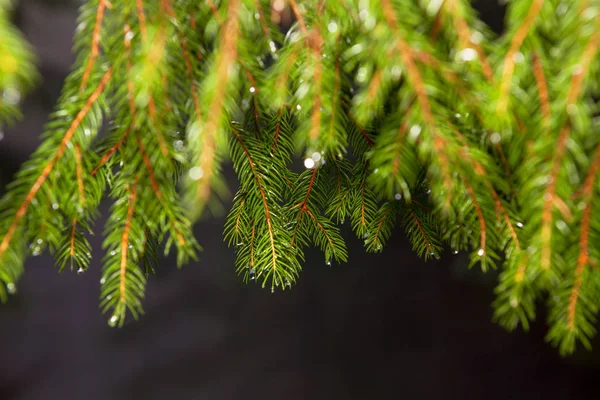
[1,1,599,399]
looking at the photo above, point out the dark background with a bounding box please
[1,1,599,399]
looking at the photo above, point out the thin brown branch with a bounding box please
[444,0,493,81]
[380,0,453,201]
[253,0,271,39]
[567,140,600,330]
[80,0,107,91]
[540,126,570,270]
[0,69,112,263]
[288,0,308,35]
[410,208,433,253]
[75,144,86,207]
[197,0,241,204]
[135,0,148,41]
[304,207,336,251]
[309,29,324,143]
[119,180,138,303]
[234,130,277,271]
[207,0,223,23]
[451,124,520,250]
[69,217,78,257]
[497,0,544,114]
[91,125,131,176]
[136,136,185,246]
[298,167,318,221]
[567,18,600,105]
[465,181,486,256]
[373,204,394,245]
[532,52,551,128]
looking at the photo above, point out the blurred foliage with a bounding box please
[0,0,36,127]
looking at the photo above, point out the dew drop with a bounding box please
[364,16,376,30]
[409,124,422,141]
[470,31,483,44]
[6,282,16,294]
[394,193,402,200]
[510,297,519,308]
[490,132,502,144]
[77,267,84,274]
[391,65,402,81]
[188,166,204,180]
[249,86,256,93]
[52,203,60,210]
[426,0,444,15]
[326,260,331,266]
[304,158,315,169]
[557,3,568,16]
[512,52,524,63]
[109,315,118,327]
[269,41,277,53]
[327,21,338,33]
[356,67,368,83]
[516,222,524,228]
[100,278,106,284]
[458,48,478,62]
[477,248,485,257]
[3,87,21,105]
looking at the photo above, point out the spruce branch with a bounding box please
[1,0,600,355]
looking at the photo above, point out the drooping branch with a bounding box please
[0,69,112,262]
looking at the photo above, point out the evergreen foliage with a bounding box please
[0,0,599,355]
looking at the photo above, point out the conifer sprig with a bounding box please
[1,0,600,355]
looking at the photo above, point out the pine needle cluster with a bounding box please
[0,0,599,354]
